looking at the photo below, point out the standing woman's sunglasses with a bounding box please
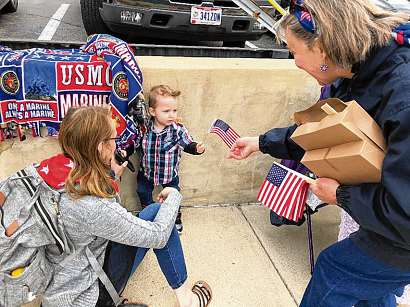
[289,0,316,34]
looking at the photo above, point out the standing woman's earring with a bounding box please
[320,64,329,72]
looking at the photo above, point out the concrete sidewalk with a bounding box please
[1,137,340,307]
[6,138,408,307]
[122,204,340,307]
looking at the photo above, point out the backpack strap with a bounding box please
[16,169,65,254]
[1,174,42,236]
[85,247,122,307]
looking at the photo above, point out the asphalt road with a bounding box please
[0,0,277,49]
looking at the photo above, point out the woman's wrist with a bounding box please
[251,136,260,152]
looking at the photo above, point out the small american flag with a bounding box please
[209,119,240,148]
[258,162,310,222]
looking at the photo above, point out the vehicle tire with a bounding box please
[80,0,111,36]
[2,0,18,13]
[223,41,246,48]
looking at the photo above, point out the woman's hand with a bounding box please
[309,178,340,204]
[110,150,128,178]
[196,142,206,154]
[157,187,178,203]
[226,137,260,160]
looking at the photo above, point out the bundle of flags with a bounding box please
[257,162,311,222]
[209,119,240,148]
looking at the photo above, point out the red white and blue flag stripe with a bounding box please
[258,162,309,222]
[209,119,240,148]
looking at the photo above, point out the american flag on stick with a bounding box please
[209,119,240,148]
[258,162,314,222]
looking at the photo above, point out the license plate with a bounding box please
[190,6,222,26]
[120,10,143,25]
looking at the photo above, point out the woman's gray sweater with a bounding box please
[42,190,182,307]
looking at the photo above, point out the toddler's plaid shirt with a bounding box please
[130,121,194,185]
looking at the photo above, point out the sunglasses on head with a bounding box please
[289,0,316,34]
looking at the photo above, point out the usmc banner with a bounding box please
[0,34,143,144]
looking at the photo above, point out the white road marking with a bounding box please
[38,4,70,41]
[245,41,258,49]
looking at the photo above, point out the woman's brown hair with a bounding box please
[278,0,408,69]
[59,106,116,199]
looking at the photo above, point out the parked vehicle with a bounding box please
[80,0,285,46]
[0,0,17,13]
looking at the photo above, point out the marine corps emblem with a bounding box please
[1,71,19,95]
[113,72,128,100]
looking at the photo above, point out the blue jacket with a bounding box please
[259,38,410,270]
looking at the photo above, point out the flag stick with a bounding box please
[273,161,316,184]
[306,205,315,275]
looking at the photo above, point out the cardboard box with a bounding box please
[291,98,386,151]
[290,98,386,184]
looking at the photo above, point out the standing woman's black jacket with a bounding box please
[259,39,410,270]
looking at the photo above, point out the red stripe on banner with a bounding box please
[0,100,59,124]
[56,61,112,91]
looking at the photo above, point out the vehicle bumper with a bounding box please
[100,2,268,41]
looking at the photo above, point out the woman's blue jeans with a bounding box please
[98,203,187,304]
[301,238,410,307]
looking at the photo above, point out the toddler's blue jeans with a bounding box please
[137,171,180,208]
[301,238,410,307]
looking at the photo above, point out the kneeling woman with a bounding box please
[41,106,211,307]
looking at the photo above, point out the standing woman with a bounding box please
[41,106,212,307]
[228,0,410,306]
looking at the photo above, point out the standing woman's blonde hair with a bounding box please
[279,0,409,69]
[59,106,117,199]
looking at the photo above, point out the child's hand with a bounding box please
[110,152,128,178]
[157,187,179,203]
[120,149,127,158]
[196,142,205,154]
